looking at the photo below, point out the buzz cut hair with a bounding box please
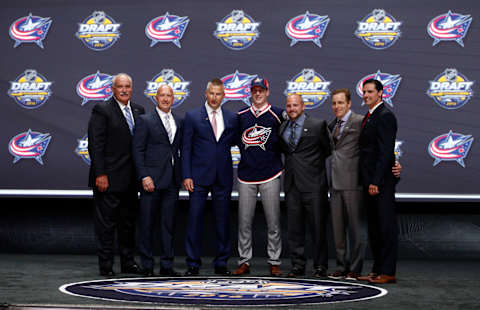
[206,78,224,91]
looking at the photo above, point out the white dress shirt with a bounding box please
[115,98,135,126]
[156,107,176,141]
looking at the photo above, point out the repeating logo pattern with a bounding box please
[8,129,52,165]
[356,70,402,108]
[395,140,404,160]
[8,69,53,109]
[76,11,121,51]
[284,68,331,109]
[354,9,402,49]
[427,11,472,47]
[427,68,474,110]
[144,69,190,107]
[428,130,473,168]
[285,11,330,47]
[76,71,113,105]
[9,13,52,48]
[145,12,189,48]
[213,10,261,50]
[221,71,257,105]
[231,146,241,168]
[75,135,90,165]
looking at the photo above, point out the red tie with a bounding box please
[361,112,370,128]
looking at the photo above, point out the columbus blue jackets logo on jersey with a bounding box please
[395,140,403,160]
[8,129,51,165]
[76,11,121,51]
[8,69,53,109]
[75,135,90,165]
[145,12,189,48]
[354,9,402,49]
[285,11,330,47]
[221,71,257,105]
[242,124,272,151]
[356,70,401,108]
[284,69,331,109]
[427,11,472,47]
[427,68,474,110]
[144,69,190,108]
[428,130,473,168]
[214,10,261,50]
[76,71,113,105]
[9,13,52,49]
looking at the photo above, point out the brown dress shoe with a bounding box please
[232,263,250,276]
[270,264,282,277]
[357,272,378,281]
[368,274,396,284]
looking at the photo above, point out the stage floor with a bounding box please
[1,254,479,310]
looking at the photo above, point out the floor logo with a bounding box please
[214,10,260,50]
[60,277,387,306]
[285,11,330,47]
[9,13,52,48]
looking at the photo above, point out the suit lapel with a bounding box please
[201,106,217,142]
[152,110,170,141]
[111,98,131,135]
[336,112,354,145]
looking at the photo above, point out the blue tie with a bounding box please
[124,106,134,135]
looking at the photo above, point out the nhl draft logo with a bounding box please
[428,130,473,168]
[354,9,402,49]
[8,129,52,165]
[427,11,472,47]
[76,71,113,105]
[221,71,257,105]
[356,70,401,108]
[213,10,261,50]
[8,69,53,109]
[9,13,52,49]
[144,69,190,108]
[75,135,90,165]
[284,68,331,109]
[242,124,272,150]
[285,11,330,47]
[231,146,241,168]
[427,68,474,110]
[145,12,189,48]
[395,140,403,160]
[76,11,121,51]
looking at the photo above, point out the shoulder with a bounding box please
[237,106,250,115]
[131,102,145,113]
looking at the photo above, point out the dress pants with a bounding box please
[330,188,366,274]
[185,182,231,268]
[286,183,329,271]
[137,182,178,270]
[237,178,281,266]
[93,188,138,271]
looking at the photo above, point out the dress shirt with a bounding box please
[205,101,224,141]
[114,97,135,126]
[156,107,176,141]
[368,101,383,114]
[283,113,306,147]
[335,109,351,139]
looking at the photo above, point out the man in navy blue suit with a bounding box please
[132,84,183,277]
[182,78,238,276]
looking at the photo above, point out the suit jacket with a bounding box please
[328,111,363,191]
[88,98,145,192]
[279,114,331,193]
[359,103,397,188]
[132,110,183,190]
[181,105,238,189]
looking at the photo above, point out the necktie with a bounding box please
[333,119,343,144]
[164,114,173,143]
[124,106,134,135]
[288,121,297,150]
[361,112,370,128]
[211,110,218,140]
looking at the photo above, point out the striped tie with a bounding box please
[124,106,134,135]
[164,114,173,143]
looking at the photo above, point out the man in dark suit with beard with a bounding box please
[88,73,144,276]
[279,94,331,278]
[132,84,182,277]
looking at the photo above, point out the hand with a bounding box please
[183,178,194,192]
[142,176,155,192]
[368,184,379,196]
[392,161,402,178]
[96,175,109,192]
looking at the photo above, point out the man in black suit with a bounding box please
[132,84,182,277]
[279,94,331,278]
[88,73,144,276]
[358,79,398,284]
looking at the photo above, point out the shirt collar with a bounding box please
[291,112,306,126]
[339,109,351,123]
[114,97,131,110]
[369,101,383,114]
[156,107,172,118]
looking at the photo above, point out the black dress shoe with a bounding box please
[184,266,199,276]
[287,267,305,278]
[160,267,180,277]
[214,266,231,276]
[121,263,141,274]
[142,268,155,277]
[100,269,115,277]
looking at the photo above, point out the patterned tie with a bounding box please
[288,121,297,150]
[164,114,173,143]
[333,119,343,144]
[124,106,134,135]
[211,110,218,140]
[361,112,370,128]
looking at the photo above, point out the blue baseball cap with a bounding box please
[250,77,269,90]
